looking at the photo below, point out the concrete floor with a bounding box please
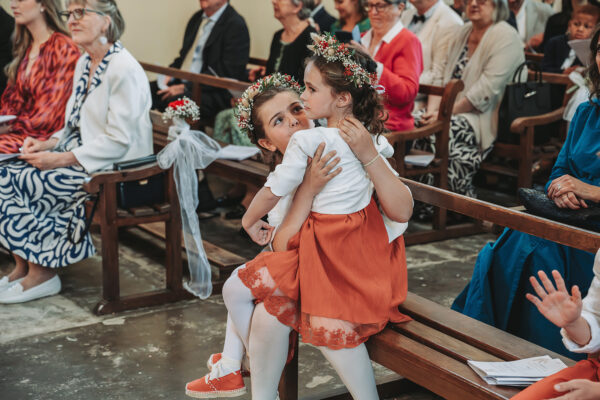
[0,201,498,400]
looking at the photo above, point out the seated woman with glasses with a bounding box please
[357,0,423,133]
[0,0,79,154]
[412,0,523,212]
[0,0,153,304]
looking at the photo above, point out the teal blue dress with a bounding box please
[452,100,600,359]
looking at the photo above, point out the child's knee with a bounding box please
[222,266,250,306]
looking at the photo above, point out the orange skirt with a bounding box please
[238,198,411,349]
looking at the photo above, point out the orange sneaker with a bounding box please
[185,370,246,398]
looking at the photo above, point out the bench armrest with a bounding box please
[385,121,444,143]
[510,107,566,134]
[83,162,164,194]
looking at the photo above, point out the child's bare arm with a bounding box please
[338,117,413,222]
[272,143,341,252]
[242,187,280,245]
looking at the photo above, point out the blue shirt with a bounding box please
[546,100,600,191]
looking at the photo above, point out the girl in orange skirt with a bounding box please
[187,34,413,400]
[511,250,600,400]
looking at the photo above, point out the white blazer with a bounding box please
[441,21,524,150]
[401,0,463,86]
[52,47,153,173]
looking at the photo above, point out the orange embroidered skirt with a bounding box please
[238,198,411,349]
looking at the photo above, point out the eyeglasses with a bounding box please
[364,2,392,12]
[59,8,105,22]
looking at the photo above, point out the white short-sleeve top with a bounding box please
[265,127,409,242]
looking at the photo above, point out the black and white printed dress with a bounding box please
[0,43,123,268]
[413,45,492,199]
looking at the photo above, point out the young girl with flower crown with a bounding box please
[186,33,413,400]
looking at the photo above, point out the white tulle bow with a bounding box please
[157,118,221,299]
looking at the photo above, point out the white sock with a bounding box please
[319,344,379,400]
[222,266,256,356]
[222,313,245,363]
[249,303,291,400]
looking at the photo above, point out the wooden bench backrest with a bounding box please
[402,177,600,252]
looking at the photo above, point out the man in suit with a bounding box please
[508,0,554,50]
[0,7,15,96]
[310,0,336,33]
[151,0,250,120]
[402,0,463,86]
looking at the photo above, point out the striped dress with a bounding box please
[0,43,123,267]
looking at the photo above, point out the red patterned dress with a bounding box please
[0,32,79,153]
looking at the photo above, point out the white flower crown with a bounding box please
[236,73,303,136]
[307,32,378,89]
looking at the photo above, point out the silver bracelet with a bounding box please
[362,153,381,168]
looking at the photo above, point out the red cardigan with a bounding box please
[375,28,422,132]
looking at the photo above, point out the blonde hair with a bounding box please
[66,0,125,42]
[5,0,70,84]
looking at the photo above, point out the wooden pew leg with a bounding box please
[279,334,299,400]
[94,222,120,315]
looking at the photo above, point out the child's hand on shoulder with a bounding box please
[526,270,583,328]
[244,219,275,246]
[300,142,341,197]
[338,117,378,164]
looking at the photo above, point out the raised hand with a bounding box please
[526,270,582,329]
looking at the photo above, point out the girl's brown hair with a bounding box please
[247,87,299,170]
[306,46,388,136]
[587,25,600,108]
[6,0,70,84]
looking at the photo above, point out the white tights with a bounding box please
[221,267,379,400]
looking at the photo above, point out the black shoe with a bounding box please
[225,205,246,220]
[215,194,244,208]
[197,178,218,212]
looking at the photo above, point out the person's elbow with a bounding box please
[383,204,413,223]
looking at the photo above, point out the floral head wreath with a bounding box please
[236,73,303,137]
[307,32,378,89]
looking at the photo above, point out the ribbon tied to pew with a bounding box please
[157,117,221,299]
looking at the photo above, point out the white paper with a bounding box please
[467,356,567,387]
[207,66,245,99]
[405,154,435,167]
[217,145,261,161]
[568,39,591,67]
[156,74,169,90]
[0,153,20,162]
[0,115,16,124]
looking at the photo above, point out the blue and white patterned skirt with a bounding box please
[0,157,95,268]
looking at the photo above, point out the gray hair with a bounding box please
[292,0,315,20]
[385,0,407,5]
[67,0,125,42]
[491,0,510,23]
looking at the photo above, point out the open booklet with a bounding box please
[0,115,17,124]
[0,153,21,162]
[468,356,568,387]
[568,38,591,67]
[217,145,260,161]
[207,66,245,99]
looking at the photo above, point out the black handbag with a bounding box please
[497,62,552,144]
[517,188,600,231]
[114,154,165,209]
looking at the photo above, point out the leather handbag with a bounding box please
[114,154,165,209]
[517,188,600,231]
[497,62,552,144]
